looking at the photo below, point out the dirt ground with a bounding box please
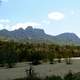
[0,59,80,80]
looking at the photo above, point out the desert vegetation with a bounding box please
[0,40,80,67]
[0,40,80,79]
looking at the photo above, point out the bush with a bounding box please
[45,75,63,80]
[64,70,73,80]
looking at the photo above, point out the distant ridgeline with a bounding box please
[0,26,80,45]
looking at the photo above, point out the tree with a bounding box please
[31,51,43,65]
[5,52,17,68]
[5,42,18,68]
[48,44,55,64]
[48,52,55,64]
[65,48,72,65]
[0,52,5,67]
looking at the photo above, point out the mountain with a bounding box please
[0,26,50,43]
[55,33,80,45]
[0,26,80,45]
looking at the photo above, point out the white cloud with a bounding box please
[48,12,64,21]
[0,24,4,30]
[0,19,10,23]
[11,22,41,30]
[0,21,41,31]
[0,23,11,30]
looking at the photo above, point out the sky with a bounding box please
[0,0,80,37]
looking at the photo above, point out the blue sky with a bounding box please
[0,0,80,37]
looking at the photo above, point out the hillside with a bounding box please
[0,26,80,45]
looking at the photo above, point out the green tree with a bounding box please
[5,42,17,68]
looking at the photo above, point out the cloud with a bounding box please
[0,23,11,30]
[48,12,64,21]
[0,24,4,29]
[0,21,41,31]
[11,22,41,30]
[0,19,10,23]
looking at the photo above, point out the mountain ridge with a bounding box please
[0,27,80,45]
